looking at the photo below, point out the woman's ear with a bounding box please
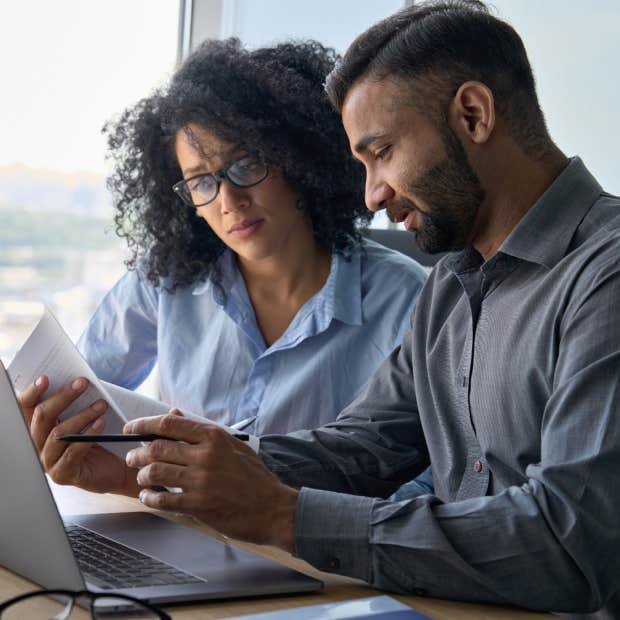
[448,81,495,145]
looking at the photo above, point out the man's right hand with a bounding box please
[17,375,140,497]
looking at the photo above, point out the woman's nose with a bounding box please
[217,179,251,213]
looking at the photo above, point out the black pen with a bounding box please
[59,433,250,442]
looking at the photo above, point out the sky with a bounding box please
[0,0,179,174]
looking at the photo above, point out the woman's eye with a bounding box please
[190,176,214,192]
[234,159,260,172]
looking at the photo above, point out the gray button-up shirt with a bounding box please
[261,158,620,619]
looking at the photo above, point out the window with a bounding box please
[187,0,407,229]
[0,0,179,366]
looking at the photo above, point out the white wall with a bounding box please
[187,0,619,196]
[491,0,619,194]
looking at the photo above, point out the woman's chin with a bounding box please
[232,242,277,264]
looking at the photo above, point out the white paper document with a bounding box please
[8,309,259,456]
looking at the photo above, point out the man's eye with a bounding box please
[375,145,391,160]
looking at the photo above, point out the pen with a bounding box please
[230,415,257,431]
[59,433,250,443]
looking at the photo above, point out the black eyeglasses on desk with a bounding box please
[0,588,171,619]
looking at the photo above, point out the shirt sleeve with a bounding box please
[261,255,620,614]
[77,268,159,389]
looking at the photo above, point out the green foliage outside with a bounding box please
[0,208,122,279]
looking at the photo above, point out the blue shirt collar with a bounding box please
[190,246,363,328]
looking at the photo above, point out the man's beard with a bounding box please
[401,129,485,254]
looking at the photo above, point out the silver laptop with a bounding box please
[0,361,322,609]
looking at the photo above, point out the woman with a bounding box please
[77,38,427,435]
[20,39,429,495]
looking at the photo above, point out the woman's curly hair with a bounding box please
[104,38,370,290]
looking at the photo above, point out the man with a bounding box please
[20,1,620,617]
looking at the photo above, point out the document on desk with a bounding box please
[230,595,430,619]
[8,309,259,457]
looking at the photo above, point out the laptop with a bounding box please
[0,361,322,609]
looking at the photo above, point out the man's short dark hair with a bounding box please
[326,0,552,157]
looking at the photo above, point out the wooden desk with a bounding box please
[0,482,553,619]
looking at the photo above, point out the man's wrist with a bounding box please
[269,484,299,552]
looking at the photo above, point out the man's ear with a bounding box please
[448,81,495,145]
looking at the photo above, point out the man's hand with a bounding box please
[124,414,298,551]
[18,376,140,496]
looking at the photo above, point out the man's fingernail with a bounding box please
[125,450,135,466]
[35,376,44,387]
[139,490,148,503]
[124,423,134,433]
[92,400,107,413]
[72,378,85,391]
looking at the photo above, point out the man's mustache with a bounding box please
[386,198,419,224]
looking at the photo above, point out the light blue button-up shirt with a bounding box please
[78,239,427,435]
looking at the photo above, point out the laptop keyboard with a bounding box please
[65,524,205,590]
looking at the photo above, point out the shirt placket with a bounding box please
[236,354,274,432]
[454,267,490,500]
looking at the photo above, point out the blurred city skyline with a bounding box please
[0,0,178,373]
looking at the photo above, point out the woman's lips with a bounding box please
[228,218,264,238]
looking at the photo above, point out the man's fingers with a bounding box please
[138,488,186,513]
[135,462,187,489]
[125,413,228,445]
[125,438,195,469]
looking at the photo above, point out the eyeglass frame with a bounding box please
[172,156,270,208]
[0,588,171,619]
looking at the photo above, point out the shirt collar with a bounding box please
[445,157,602,274]
[326,247,363,326]
[190,246,363,327]
[499,157,602,269]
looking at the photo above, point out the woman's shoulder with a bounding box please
[357,237,428,284]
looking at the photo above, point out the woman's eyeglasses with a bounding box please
[0,588,171,619]
[173,157,269,208]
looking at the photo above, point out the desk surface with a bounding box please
[0,482,553,619]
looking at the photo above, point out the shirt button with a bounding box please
[328,558,340,570]
[474,459,483,473]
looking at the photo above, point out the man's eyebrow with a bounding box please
[353,133,389,154]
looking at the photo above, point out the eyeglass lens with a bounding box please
[0,591,164,619]
[181,157,267,207]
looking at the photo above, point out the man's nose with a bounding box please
[365,175,395,212]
